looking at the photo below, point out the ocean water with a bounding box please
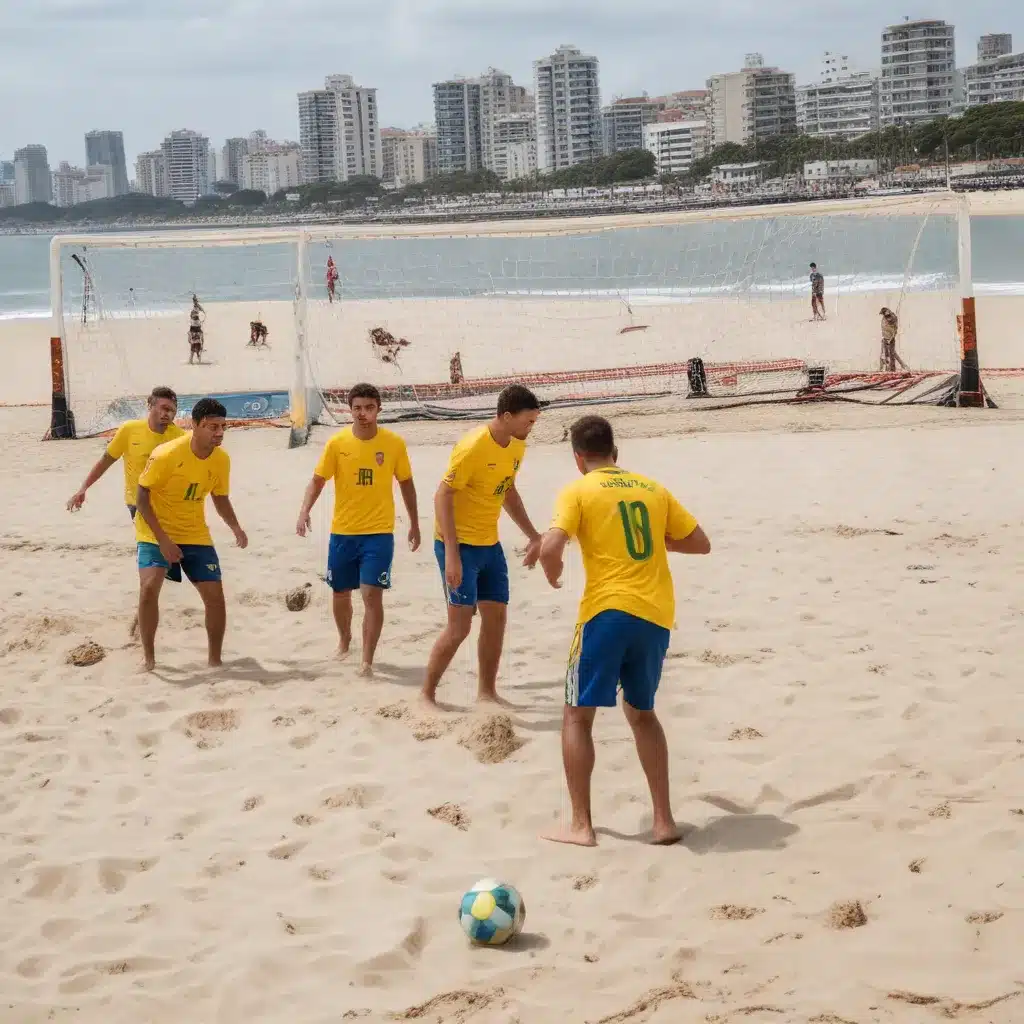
[1,214,1022,321]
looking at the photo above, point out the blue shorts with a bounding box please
[137,542,222,584]
[327,533,394,592]
[565,610,671,711]
[433,539,509,607]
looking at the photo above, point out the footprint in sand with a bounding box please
[26,865,81,901]
[97,857,158,895]
[267,840,307,861]
[0,707,23,726]
[242,795,264,812]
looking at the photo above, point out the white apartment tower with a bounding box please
[978,33,1012,61]
[433,79,483,174]
[478,69,531,172]
[707,55,796,147]
[160,130,211,202]
[221,137,248,185]
[534,44,603,173]
[964,35,1024,106]
[879,19,956,126]
[492,113,537,180]
[380,129,438,186]
[242,144,302,194]
[797,53,880,140]
[135,150,168,197]
[643,120,708,176]
[298,75,382,184]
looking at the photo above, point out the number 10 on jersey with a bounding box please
[618,500,652,562]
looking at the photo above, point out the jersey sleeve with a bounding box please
[105,423,131,460]
[665,492,699,540]
[441,436,478,491]
[550,483,582,538]
[138,449,171,490]
[313,438,337,480]
[212,452,230,497]
[394,437,412,483]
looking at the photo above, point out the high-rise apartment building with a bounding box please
[160,130,211,202]
[51,162,114,207]
[707,55,796,147]
[298,75,382,184]
[0,160,13,185]
[534,44,603,173]
[380,129,438,186]
[478,69,531,172]
[602,95,661,155]
[492,113,537,180]
[879,19,956,126]
[643,120,708,176]
[242,143,302,194]
[964,37,1024,106]
[978,33,1012,61]
[14,145,52,205]
[84,131,128,196]
[655,90,708,123]
[433,79,483,174]
[797,53,880,140]
[135,150,168,197]
[221,137,248,185]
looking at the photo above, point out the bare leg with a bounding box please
[194,581,226,668]
[359,584,385,675]
[542,705,598,847]
[476,600,507,704]
[622,701,680,844]
[333,590,353,657]
[421,605,474,706]
[138,568,166,672]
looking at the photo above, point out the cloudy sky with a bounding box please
[2,0,1021,171]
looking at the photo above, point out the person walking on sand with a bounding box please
[421,384,543,709]
[879,307,907,372]
[134,398,248,672]
[809,263,826,321]
[295,383,420,677]
[538,415,710,847]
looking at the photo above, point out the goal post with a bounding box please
[46,192,990,444]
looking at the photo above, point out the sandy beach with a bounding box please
[1,390,1024,1023]
[2,191,1024,1022]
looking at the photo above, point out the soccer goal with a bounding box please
[46,191,991,445]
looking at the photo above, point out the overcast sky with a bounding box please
[2,0,1021,171]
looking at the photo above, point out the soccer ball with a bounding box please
[459,878,526,946]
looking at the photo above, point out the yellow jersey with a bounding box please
[550,466,698,631]
[313,426,412,535]
[435,425,526,546]
[106,419,186,506]
[135,433,230,546]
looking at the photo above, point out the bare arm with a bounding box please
[398,477,420,550]
[435,482,461,587]
[539,528,570,588]
[666,524,711,555]
[296,474,327,536]
[67,453,117,511]
[136,485,179,561]
[503,482,542,567]
[212,494,248,548]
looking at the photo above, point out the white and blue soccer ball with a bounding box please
[459,878,526,946]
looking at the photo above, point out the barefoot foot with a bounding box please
[358,662,374,678]
[476,692,514,709]
[541,824,597,848]
[649,823,683,846]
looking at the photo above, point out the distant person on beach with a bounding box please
[295,383,420,677]
[879,307,907,372]
[538,415,710,847]
[326,257,339,303]
[134,397,248,672]
[421,385,543,709]
[809,263,825,321]
[188,295,205,363]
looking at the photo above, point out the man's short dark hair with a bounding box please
[192,397,227,424]
[149,386,177,405]
[496,384,541,417]
[569,415,615,458]
[809,262,817,269]
[348,382,382,407]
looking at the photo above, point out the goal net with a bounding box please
[48,192,997,443]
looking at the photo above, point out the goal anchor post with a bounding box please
[956,194,983,408]
[289,228,312,448]
[48,236,76,438]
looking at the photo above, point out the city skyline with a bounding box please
[3,1,1022,172]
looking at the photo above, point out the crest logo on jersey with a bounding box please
[375,452,384,466]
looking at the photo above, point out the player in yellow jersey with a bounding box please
[421,384,543,708]
[67,386,185,520]
[295,383,420,676]
[135,398,249,671]
[539,415,710,847]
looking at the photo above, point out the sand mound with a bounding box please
[285,583,312,612]
[710,904,764,921]
[827,900,868,929]
[427,802,470,831]
[184,709,239,732]
[728,726,764,741]
[458,713,524,764]
[65,640,105,667]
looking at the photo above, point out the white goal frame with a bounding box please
[47,193,982,445]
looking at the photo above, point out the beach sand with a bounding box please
[1,389,1024,1022]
